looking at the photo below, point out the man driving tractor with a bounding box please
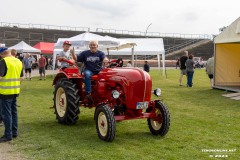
[72,40,109,101]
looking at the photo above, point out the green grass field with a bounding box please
[1,69,239,160]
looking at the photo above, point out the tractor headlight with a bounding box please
[112,90,120,99]
[153,88,161,97]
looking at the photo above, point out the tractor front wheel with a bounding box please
[95,105,116,142]
[147,101,170,136]
[54,78,80,125]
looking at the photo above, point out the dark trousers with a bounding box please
[187,71,194,87]
[0,99,2,122]
[1,98,18,139]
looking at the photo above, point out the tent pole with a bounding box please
[136,55,138,67]
[131,46,134,67]
[107,48,110,61]
[162,50,166,78]
[53,51,56,70]
[157,54,161,76]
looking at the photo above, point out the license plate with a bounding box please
[136,102,149,109]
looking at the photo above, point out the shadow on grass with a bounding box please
[18,115,167,146]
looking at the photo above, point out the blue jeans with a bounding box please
[1,98,18,139]
[0,99,2,122]
[187,71,194,87]
[84,69,93,94]
[84,69,99,94]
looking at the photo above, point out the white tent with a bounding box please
[108,38,165,76]
[104,35,136,50]
[214,17,240,43]
[54,32,119,50]
[53,33,125,69]
[8,41,41,53]
[53,34,165,77]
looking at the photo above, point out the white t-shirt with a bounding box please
[58,51,71,68]
[126,63,132,67]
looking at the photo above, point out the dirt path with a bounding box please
[30,69,58,77]
[0,143,25,160]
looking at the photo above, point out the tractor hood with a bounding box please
[98,68,152,109]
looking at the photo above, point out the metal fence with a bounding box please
[96,28,213,39]
[0,22,90,32]
[0,22,213,40]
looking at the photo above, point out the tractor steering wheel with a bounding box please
[61,59,74,65]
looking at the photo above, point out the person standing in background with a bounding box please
[143,61,150,72]
[126,61,132,67]
[176,58,180,69]
[206,56,215,88]
[179,51,188,86]
[186,54,195,87]
[38,54,46,80]
[22,53,32,80]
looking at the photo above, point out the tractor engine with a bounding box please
[95,67,152,113]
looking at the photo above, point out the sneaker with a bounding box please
[39,79,42,80]
[0,136,12,143]
[13,135,18,138]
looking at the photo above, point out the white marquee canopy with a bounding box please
[8,41,41,53]
[53,33,165,76]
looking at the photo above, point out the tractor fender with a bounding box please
[53,70,83,85]
[52,72,69,85]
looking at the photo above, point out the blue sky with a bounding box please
[0,0,239,34]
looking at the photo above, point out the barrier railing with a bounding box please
[96,28,213,40]
[0,22,90,32]
[0,22,213,40]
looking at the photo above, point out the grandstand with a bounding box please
[0,22,214,66]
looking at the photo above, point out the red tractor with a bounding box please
[53,60,170,142]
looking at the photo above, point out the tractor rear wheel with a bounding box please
[54,78,80,125]
[147,101,170,136]
[95,105,116,142]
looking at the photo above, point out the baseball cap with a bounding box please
[0,47,8,54]
[63,41,72,46]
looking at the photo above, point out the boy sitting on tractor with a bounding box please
[57,41,75,69]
